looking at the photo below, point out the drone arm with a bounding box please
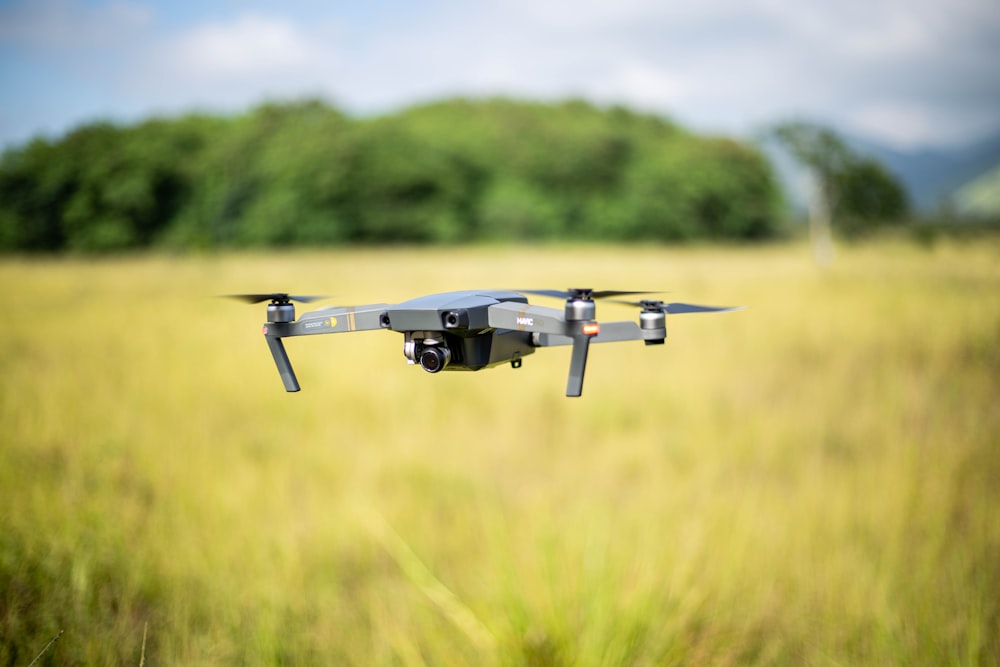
[533,321,645,346]
[533,320,660,396]
[280,304,391,337]
[261,303,390,392]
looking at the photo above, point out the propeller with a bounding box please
[612,298,743,314]
[518,288,660,301]
[224,293,327,392]
[224,293,326,305]
[515,289,662,398]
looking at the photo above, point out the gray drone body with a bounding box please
[235,288,739,397]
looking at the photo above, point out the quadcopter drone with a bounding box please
[230,289,741,397]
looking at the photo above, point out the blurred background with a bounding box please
[3,0,1000,148]
[1,1,999,665]
[1,0,1000,248]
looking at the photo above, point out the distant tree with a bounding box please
[228,100,356,246]
[0,138,66,250]
[769,122,847,264]
[833,158,909,236]
[618,136,780,242]
[0,98,785,251]
[0,116,219,251]
[769,121,909,262]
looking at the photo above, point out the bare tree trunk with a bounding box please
[808,172,835,266]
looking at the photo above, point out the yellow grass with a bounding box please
[2,240,998,665]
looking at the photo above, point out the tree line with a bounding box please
[0,98,906,252]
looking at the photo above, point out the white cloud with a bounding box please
[601,61,691,109]
[120,12,344,113]
[162,14,336,81]
[847,104,942,149]
[417,0,1000,146]
[1,0,998,149]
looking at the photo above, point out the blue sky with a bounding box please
[2,0,998,151]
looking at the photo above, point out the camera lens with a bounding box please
[419,347,448,373]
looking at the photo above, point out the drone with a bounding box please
[230,289,741,397]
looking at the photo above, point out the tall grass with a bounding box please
[2,241,998,665]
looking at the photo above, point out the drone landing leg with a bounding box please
[565,336,591,397]
[266,335,300,392]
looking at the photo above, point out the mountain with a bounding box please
[954,164,1000,218]
[849,133,1000,214]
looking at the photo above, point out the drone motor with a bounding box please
[639,310,667,345]
[267,302,296,323]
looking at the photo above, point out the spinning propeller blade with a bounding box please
[612,299,743,314]
[518,288,659,300]
[225,293,326,304]
[663,302,742,314]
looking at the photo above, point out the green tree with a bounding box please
[231,100,355,246]
[769,121,909,262]
[619,136,780,242]
[833,158,909,236]
[0,138,67,250]
[1,97,785,251]
[338,117,483,243]
[0,116,217,252]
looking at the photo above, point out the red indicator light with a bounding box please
[582,322,600,336]
[262,326,269,335]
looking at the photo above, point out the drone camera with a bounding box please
[443,310,468,329]
[419,345,451,373]
[403,333,453,372]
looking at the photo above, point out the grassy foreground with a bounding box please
[1,240,998,666]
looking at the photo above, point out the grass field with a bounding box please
[2,240,998,666]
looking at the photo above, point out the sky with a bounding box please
[1,0,999,152]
